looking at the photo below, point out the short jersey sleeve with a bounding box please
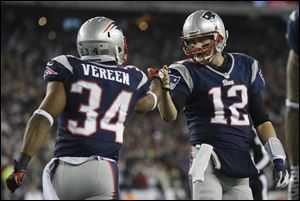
[43,55,73,82]
[124,65,149,100]
[286,9,299,54]
[169,63,192,97]
[249,59,265,95]
[136,70,150,99]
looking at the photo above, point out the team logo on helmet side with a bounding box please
[103,22,118,33]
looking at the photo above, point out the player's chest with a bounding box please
[193,66,250,93]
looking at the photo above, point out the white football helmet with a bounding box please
[77,17,127,65]
[181,10,228,63]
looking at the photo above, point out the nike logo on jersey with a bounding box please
[81,64,130,86]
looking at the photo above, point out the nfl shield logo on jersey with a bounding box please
[169,75,181,90]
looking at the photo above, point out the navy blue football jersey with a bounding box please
[43,55,149,160]
[286,9,299,54]
[169,53,265,177]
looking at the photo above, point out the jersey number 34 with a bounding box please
[67,80,132,143]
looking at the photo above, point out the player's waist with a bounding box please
[54,142,120,161]
[189,130,252,152]
[54,152,119,162]
[188,124,251,137]
[188,121,252,130]
[57,155,116,164]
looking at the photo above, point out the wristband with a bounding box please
[34,109,54,126]
[286,99,299,109]
[17,153,32,170]
[264,137,286,161]
[147,91,158,110]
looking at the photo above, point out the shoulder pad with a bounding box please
[51,55,73,73]
[169,63,194,93]
[123,65,147,89]
[230,53,259,84]
[174,59,188,64]
[231,52,251,59]
[137,70,148,90]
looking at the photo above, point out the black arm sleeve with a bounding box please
[249,92,270,127]
[170,91,188,116]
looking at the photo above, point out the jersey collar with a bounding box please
[204,53,234,79]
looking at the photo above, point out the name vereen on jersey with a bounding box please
[81,63,130,85]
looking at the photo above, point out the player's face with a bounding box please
[188,36,213,56]
[186,35,212,49]
[185,35,214,62]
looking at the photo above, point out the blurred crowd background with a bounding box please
[1,1,298,200]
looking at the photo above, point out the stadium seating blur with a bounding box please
[1,1,297,200]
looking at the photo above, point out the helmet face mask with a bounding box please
[182,32,223,64]
[181,10,228,64]
[77,17,127,65]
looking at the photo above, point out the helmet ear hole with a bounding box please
[107,32,111,38]
[118,47,122,53]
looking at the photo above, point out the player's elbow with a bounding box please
[29,113,53,132]
[161,113,177,122]
[134,107,147,114]
[158,106,178,122]
[163,117,176,123]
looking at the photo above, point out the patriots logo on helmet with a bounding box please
[201,11,216,21]
[103,22,118,33]
[169,75,181,90]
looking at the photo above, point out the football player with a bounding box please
[154,10,289,199]
[285,8,299,200]
[6,17,165,200]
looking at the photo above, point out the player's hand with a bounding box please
[160,65,170,90]
[273,158,289,190]
[147,65,170,90]
[6,160,26,193]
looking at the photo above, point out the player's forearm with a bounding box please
[257,121,287,163]
[286,50,299,102]
[134,79,162,113]
[285,107,299,165]
[255,121,277,144]
[149,79,162,101]
[158,90,177,122]
[21,114,52,157]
